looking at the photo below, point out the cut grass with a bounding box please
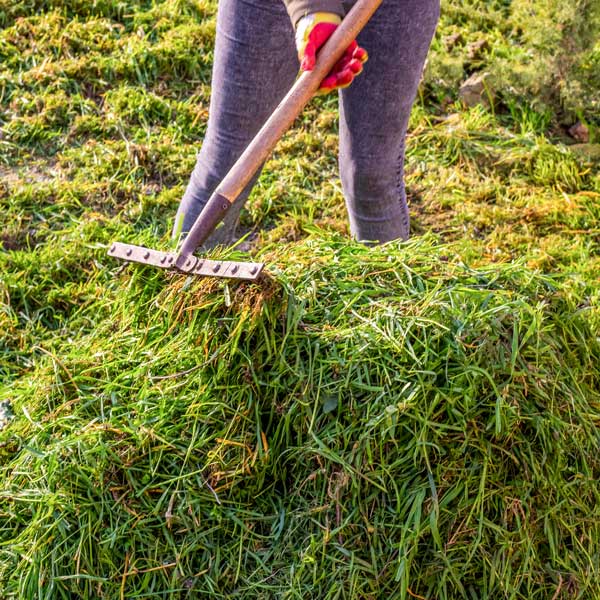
[2,235,600,598]
[1,0,599,598]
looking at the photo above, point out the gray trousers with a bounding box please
[174,0,440,245]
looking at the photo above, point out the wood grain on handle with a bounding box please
[215,0,382,202]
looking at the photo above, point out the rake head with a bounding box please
[108,242,264,281]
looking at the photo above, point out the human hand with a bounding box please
[295,12,368,94]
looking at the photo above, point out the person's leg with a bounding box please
[338,0,440,243]
[173,0,298,246]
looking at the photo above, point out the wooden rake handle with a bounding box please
[176,0,382,260]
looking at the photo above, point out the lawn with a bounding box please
[1,0,599,598]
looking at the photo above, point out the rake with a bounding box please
[108,0,382,281]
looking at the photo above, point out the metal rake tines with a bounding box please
[108,242,264,281]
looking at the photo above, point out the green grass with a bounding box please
[1,0,599,598]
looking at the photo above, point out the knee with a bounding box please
[341,156,402,202]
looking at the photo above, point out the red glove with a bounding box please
[295,12,368,94]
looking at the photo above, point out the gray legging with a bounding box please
[174,0,440,245]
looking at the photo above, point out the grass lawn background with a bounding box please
[1,0,599,598]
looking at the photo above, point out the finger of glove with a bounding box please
[318,67,354,94]
[346,57,364,75]
[353,45,368,63]
[343,40,368,65]
[331,47,367,74]
[333,45,363,71]
[329,51,364,83]
[319,73,338,92]
[336,67,354,87]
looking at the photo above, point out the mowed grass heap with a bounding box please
[1,0,599,598]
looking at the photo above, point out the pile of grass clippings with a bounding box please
[2,235,599,598]
[1,0,599,598]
